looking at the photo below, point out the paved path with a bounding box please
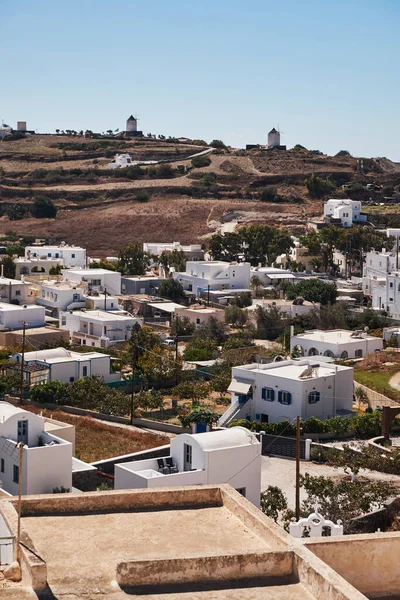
[261,456,400,509]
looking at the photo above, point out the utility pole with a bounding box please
[295,416,301,520]
[19,321,27,405]
[130,341,136,425]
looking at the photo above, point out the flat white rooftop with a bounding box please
[0,276,29,286]
[0,302,42,312]
[293,329,379,344]
[74,310,134,322]
[64,268,117,276]
[246,363,336,381]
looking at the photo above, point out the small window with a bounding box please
[261,387,275,402]
[0,458,4,473]
[196,318,200,324]
[69,377,75,382]
[82,366,88,377]
[15,290,21,296]
[308,391,320,404]
[47,253,51,257]
[82,339,86,345]
[236,487,246,497]
[13,465,19,484]
[278,391,292,405]
[355,349,363,358]
[71,253,75,258]
[390,282,394,288]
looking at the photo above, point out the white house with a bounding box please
[14,257,64,278]
[0,303,45,330]
[290,329,382,360]
[37,280,86,317]
[250,267,295,287]
[0,274,36,305]
[246,298,318,320]
[373,272,400,318]
[323,199,367,228]
[62,268,121,295]
[12,347,120,384]
[218,358,354,426]
[25,243,87,269]
[173,261,251,297]
[107,153,133,170]
[0,402,72,495]
[60,309,141,348]
[114,427,261,507]
[143,242,204,261]
[362,249,398,296]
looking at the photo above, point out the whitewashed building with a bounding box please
[363,249,398,296]
[290,329,382,359]
[250,267,295,287]
[115,427,261,507]
[323,199,367,228]
[174,305,225,328]
[25,244,87,268]
[60,309,141,348]
[173,261,251,297]
[14,257,64,278]
[144,242,204,261]
[12,347,120,384]
[0,275,36,305]
[0,303,45,330]
[37,280,86,317]
[0,402,72,495]
[247,298,318,320]
[107,153,133,170]
[219,358,354,426]
[62,268,121,295]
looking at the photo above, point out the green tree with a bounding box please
[225,304,248,328]
[1,256,15,278]
[191,155,211,168]
[255,305,289,340]
[286,279,337,305]
[174,380,210,406]
[31,197,58,219]
[260,486,288,522]
[304,173,336,198]
[117,241,152,275]
[209,139,226,149]
[158,278,186,303]
[7,204,26,221]
[30,380,70,404]
[179,405,220,427]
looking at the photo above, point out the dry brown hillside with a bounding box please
[0,134,398,255]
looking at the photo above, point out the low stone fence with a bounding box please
[354,382,400,409]
[116,550,293,589]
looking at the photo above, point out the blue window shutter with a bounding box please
[287,392,292,405]
[255,413,260,420]
[278,391,282,403]
[261,388,266,400]
[316,391,320,402]
[270,389,275,401]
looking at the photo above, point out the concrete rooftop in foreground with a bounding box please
[1,485,399,599]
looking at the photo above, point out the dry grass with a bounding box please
[25,406,169,463]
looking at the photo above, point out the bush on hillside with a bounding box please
[31,196,58,218]
[191,155,211,168]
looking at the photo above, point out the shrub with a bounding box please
[134,191,150,203]
[191,155,211,168]
[31,196,58,218]
[304,173,336,198]
[7,203,26,221]
[210,139,226,149]
[260,186,277,202]
[228,419,252,430]
[335,150,351,157]
[3,132,25,142]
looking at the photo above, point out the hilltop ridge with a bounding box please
[0,134,399,255]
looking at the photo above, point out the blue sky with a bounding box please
[2,0,399,159]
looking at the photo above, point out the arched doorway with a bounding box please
[31,266,46,273]
[308,347,319,356]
